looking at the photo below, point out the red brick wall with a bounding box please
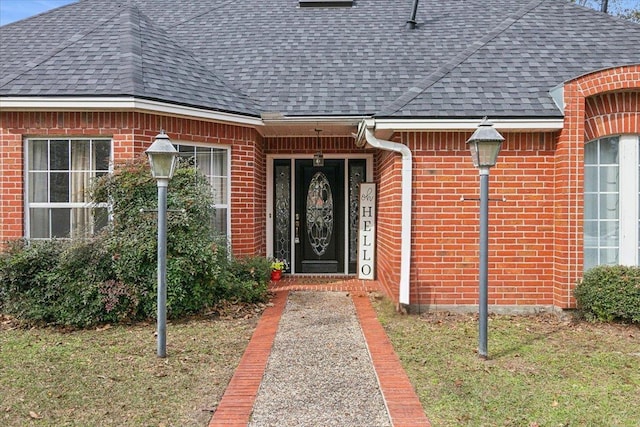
[0,111,261,258]
[554,65,640,308]
[232,133,266,256]
[374,148,402,302]
[396,131,557,309]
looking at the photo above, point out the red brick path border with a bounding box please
[209,280,431,426]
[208,290,289,426]
[352,293,431,427]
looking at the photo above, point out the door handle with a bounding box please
[295,213,300,244]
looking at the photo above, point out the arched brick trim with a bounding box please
[574,65,640,98]
[585,91,640,141]
[554,65,640,309]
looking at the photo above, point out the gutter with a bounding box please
[356,119,412,306]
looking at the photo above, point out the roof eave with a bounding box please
[0,96,263,127]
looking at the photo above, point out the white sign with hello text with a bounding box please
[358,183,376,280]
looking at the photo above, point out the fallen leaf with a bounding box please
[29,411,43,419]
[552,400,559,407]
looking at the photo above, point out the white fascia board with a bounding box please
[0,97,264,127]
[373,118,564,132]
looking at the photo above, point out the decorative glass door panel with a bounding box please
[295,159,344,273]
[273,160,291,271]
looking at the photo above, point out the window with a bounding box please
[584,135,640,270]
[26,138,111,239]
[174,143,230,238]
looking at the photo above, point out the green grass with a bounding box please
[0,314,257,426]
[373,297,640,426]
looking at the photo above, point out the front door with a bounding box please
[295,159,344,273]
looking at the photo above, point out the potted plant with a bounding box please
[270,258,287,281]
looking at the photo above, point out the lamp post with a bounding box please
[145,131,178,358]
[466,118,504,359]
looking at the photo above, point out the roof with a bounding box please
[1,0,639,119]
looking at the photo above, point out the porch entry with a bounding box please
[272,158,367,275]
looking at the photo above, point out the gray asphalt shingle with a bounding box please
[1,0,639,118]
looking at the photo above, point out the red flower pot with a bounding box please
[271,270,282,281]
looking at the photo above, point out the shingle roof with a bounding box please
[1,0,639,119]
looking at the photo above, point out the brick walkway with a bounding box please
[208,276,430,426]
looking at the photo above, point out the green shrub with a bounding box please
[575,265,640,323]
[93,157,223,319]
[0,239,65,322]
[1,156,271,327]
[218,256,271,303]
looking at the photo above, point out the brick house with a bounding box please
[1,0,639,313]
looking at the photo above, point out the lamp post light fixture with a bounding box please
[145,130,179,358]
[466,118,504,359]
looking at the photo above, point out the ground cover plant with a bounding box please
[373,296,640,426]
[0,302,263,426]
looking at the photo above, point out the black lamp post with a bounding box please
[466,118,504,359]
[145,130,178,358]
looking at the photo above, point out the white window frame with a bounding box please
[24,137,113,240]
[173,141,231,241]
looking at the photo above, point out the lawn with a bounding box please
[373,297,640,427]
[0,303,262,426]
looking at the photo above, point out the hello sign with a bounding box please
[358,183,376,280]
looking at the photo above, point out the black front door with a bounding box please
[295,159,344,273]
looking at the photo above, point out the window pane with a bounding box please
[29,172,48,203]
[51,209,71,238]
[599,194,618,219]
[50,172,70,202]
[584,166,597,192]
[583,220,598,246]
[584,248,597,271]
[600,248,618,265]
[584,194,598,220]
[599,221,619,246]
[197,149,213,175]
[50,140,69,170]
[71,208,91,238]
[600,137,619,164]
[584,141,598,165]
[212,150,227,175]
[71,140,90,171]
[210,177,227,204]
[29,208,49,238]
[70,172,89,203]
[211,208,227,236]
[29,140,48,170]
[178,145,195,155]
[94,140,111,171]
[599,166,618,192]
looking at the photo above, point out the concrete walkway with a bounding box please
[208,277,430,427]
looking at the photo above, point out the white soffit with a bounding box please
[0,97,264,127]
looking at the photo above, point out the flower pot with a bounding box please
[271,269,282,281]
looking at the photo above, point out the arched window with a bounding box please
[584,135,640,270]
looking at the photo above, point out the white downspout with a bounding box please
[356,119,412,306]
